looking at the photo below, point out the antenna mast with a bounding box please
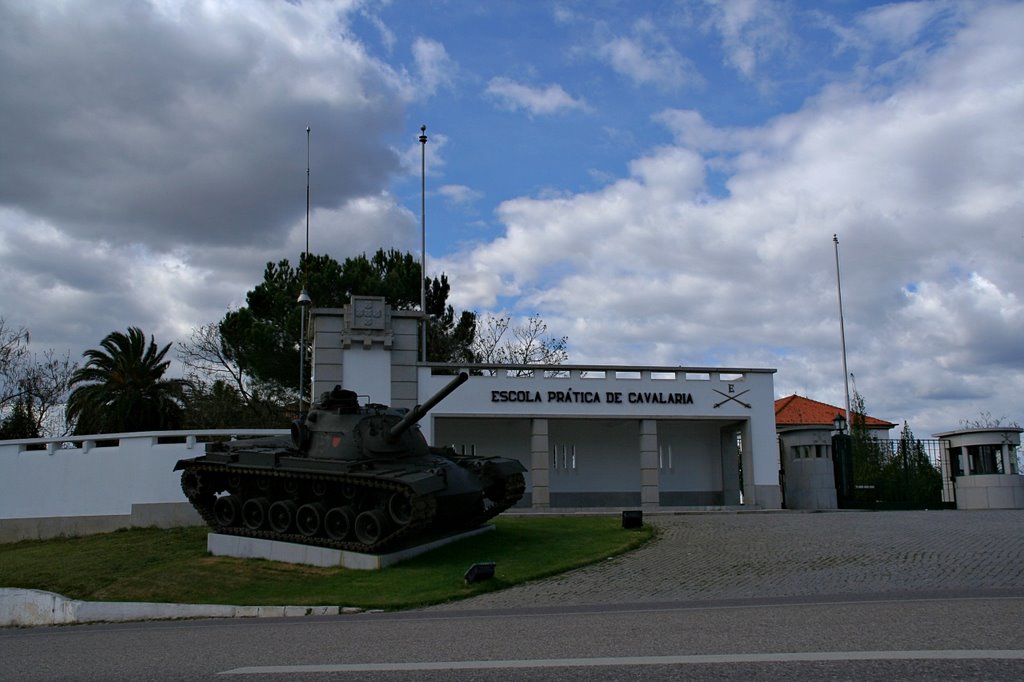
[305,126,310,272]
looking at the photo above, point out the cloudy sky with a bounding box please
[1,0,1021,438]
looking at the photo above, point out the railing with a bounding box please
[424,362,773,381]
[1,429,289,455]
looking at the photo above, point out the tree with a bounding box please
[959,412,1021,429]
[176,322,292,428]
[847,390,884,505]
[66,327,189,434]
[881,421,942,507]
[0,396,39,439]
[0,318,76,437]
[181,378,289,429]
[214,249,476,391]
[473,313,569,366]
[425,274,478,364]
[340,249,422,308]
[218,254,345,392]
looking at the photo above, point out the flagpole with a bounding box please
[833,234,851,424]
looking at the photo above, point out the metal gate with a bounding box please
[833,436,952,509]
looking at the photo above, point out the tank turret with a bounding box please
[294,372,468,461]
[174,372,525,552]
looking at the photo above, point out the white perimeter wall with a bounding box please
[0,430,286,541]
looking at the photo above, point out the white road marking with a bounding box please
[220,649,1024,674]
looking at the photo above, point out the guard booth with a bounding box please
[775,395,895,510]
[935,427,1024,509]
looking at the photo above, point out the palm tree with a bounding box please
[67,327,189,434]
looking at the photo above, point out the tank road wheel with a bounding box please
[180,469,203,498]
[324,506,356,541]
[387,492,413,526]
[242,497,270,530]
[340,484,361,505]
[269,500,297,534]
[354,509,390,545]
[213,495,242,527]
[296,503,326,537]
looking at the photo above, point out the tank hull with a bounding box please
[175,444,525,553]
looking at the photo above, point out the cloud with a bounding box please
[895,273,1024,370]
[704,0,792,81]
[595,24,701,90]
[484,77,588,115]
[857,1,952,49]
[411,37,456,96]
[0,0,421,360]
[0,0,406,251]
[441,1,1024,434]
[438,185,483,206]
[1,0,1021,444]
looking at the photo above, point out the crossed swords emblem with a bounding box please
[713,389,751,409]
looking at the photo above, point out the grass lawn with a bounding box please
[0,516,654,610]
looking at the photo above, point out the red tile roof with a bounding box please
[775,394,895,428]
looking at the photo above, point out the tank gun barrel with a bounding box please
[385,371,468,443]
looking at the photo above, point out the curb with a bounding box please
[0,588,364,627]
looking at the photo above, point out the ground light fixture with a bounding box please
[833,413,847,434]
[464,562,496,584]
[622,510,643,529]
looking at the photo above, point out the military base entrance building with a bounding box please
[310,298,783,510]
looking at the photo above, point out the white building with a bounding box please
[310,298,783,510]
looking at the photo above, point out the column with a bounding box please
[530,418,550,509]
[639,419,659,509]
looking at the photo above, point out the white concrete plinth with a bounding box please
[207,526,494,570]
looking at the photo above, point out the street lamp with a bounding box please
[419,124,428,362]
[298,125,312,416]
[832,412,852,506]
[297,289,311,415]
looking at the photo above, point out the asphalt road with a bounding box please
[3,592,1023,680]
[3,510,1024,680]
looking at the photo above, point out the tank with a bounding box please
[174,372,526,553]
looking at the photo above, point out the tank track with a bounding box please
[180,463,436,554]
[475,472,526,525]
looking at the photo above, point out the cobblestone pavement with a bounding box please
[426,509,1024,610]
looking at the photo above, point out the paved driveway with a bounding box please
[427,509,1024,610]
